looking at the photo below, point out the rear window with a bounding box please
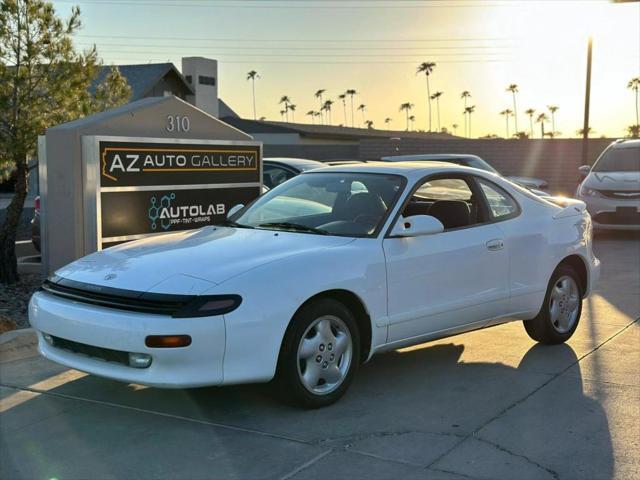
[592,147,640,172]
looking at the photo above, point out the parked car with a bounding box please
[30,162,599,407]
[381,153,548,191]
[576,139,640,230]
[31,195,41,252]
[263,157,326,189]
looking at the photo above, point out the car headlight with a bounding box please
[578,185,603,198]
[173,295,242,318]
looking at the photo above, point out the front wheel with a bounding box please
[523,264,582,344]
[276,298,360,408]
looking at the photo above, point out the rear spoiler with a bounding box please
[545,197,587,219]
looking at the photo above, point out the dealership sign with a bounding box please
[83,137,262,249]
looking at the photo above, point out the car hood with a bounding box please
[584,171,640,190]
[55,226,354,294]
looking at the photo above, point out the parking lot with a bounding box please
[1,232,638,480]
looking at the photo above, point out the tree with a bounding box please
[306,110,315,124]
[431,91,443,132]
[460,91,471,137]
[499,109,513,138]
[452,123,459,136]
[338,93,347,126]
[628,77,640,126]
[288,104,296,122]
[576,127,595,137]
[524,108,536,138]
[365,120,374,129]
[399,102,414,131]
[314,89,325,124]
[417,62,436,131]
[258,116,266,121]
[506,84,519,134]
[279,110,286,121]
[536,112,549,138]
[0,0,131,283]
[626,124,639,139]
[384,117,392,128]
[278,95,290,122]
[357,104,366,127]
[465,105,476,138]
[322,99,333,125]
[547,105,559,137]
[246,70,260,120]
[408,115,416,131]
[346,89,357,127]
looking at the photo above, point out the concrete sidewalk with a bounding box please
[1,233,638,480]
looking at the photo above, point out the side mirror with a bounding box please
[391,215,444,237]
[578,165,591,176]
[227,204,244,219]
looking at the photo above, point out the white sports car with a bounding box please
[30,162,600,407]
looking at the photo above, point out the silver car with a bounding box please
[576,139,640,230]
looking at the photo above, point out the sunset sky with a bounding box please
[53,0,640,138]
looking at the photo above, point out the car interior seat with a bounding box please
[428,200,471,229]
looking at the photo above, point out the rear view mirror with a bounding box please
[578,165,591,176]
[391,215,444,237]
[227,204,244,218]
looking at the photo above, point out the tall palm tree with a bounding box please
[306,110,316,124]
[246,70,260,120]
[338,94,348,126]
[346,89,357,127]
[460,91,472,137]
[323,100,334,125]
[384,117,392,129]
[399,102,414,131]
[288,104,296,122]
[547,105,559,136]
[506,84,519,134]
[465,105,476,138]
[315,89,326,124]
[409,115,416,131]
[452,123,459,136]
[365,120,374,129]
[524,108,536,138]
[417,62,436,131]
[279,95,291,122]
[628,77,640,125]
[500,108,513,138]
[430,91,443,132]
[536,112,549,138]
[357,104,367,127]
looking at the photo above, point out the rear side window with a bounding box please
[477,179,519,220]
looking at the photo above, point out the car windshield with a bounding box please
[233,172,404,237]
[592,147,640,172]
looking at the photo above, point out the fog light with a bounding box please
[43,333,54,345]
[128,352,152,368]
[145,335,192,348]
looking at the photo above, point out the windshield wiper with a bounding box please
[219,219,254,229]
[258,222,329,235]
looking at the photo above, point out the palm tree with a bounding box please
[452,123,459,136]
[524,108,536,138]
[338,94,348,126]
[306,110,315,124]
[409,115,416,131]
[346,89,357,127]
[431,91,443,132]
[626,124,639,139]
[258,116,266,121]
[500,109,513,138]
[246,70,260,120]
[465,105,476,138]
[365,120,374,129]
[288,104,296,122]
[279,96,291,122]
[536,112,549,138]
[460,91,471,137]
[384,117,392,129]
[314,111,322,123]
[417,62,436,131]
[315,89,326,124]
[399,102,414,131]
[357,104,367,127]
[279,110,286,121]
[506,84,519,134]
[627,77,640,125]
[547,105,559,136]
[323,100,334,125]
[576,127,595,137]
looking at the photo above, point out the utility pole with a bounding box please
[581,36,593,166]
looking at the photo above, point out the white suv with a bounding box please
[576,139,640,230]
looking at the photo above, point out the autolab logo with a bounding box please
[148,193,226,230]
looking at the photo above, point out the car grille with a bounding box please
[50,335,130,366]
[593,211,640,225]
[41,279,193,316]
[597,189,640,200]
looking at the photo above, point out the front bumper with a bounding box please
[29,291,226,388]
[578,195,640,230]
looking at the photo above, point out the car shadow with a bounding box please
[1,341,614,479]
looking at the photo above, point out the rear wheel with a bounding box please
[523,264,582,344]
[276,298,359,408]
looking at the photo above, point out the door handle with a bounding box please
[486,239,504,251]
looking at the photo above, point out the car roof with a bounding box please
[263,157,325,170]
[611,139,640,149]
[303,160,488,179]
[381,153,482,162]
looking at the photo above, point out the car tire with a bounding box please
[523,264,583,344]
[275,298,360,408]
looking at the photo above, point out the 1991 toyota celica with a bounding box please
[30,162,600,407]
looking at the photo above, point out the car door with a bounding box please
[383,174,510,343]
